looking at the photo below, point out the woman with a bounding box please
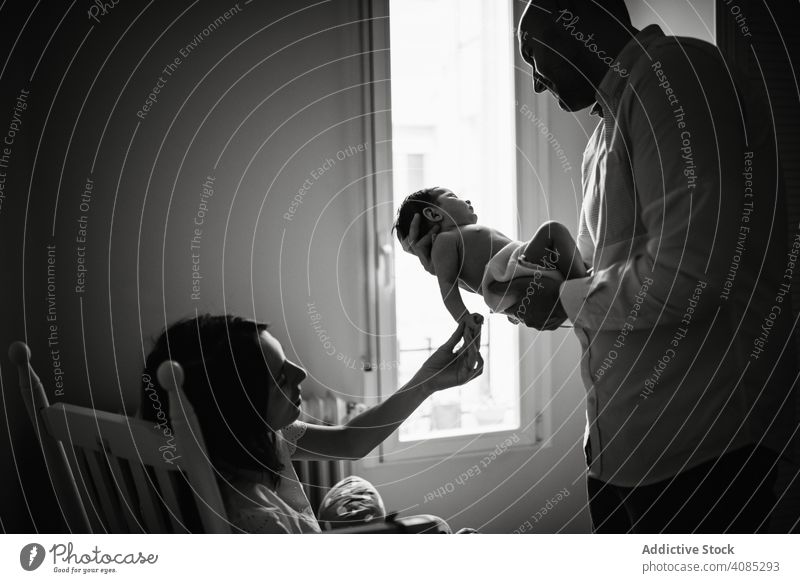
[141,314,483,533]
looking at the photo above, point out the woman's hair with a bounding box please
[392,187,442,242]
[141,314,285,487]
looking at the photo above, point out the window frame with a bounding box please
[359,0,555,466]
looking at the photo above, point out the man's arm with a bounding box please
[561,42,746,331]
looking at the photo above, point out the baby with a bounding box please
[393,187,586,332]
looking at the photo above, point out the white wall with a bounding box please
[0,0,376,530]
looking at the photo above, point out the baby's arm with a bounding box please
[521,220,587,279]
[431,234,470,323]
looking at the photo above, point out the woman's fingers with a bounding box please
[471,352,484,379]
[459,329,482,364]
[460,350,483,383]
[462,324,474,349]
[467,318,482,349]
[440,320,467,353]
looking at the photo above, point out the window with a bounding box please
[363,0,552,462]
[390,0,519,442]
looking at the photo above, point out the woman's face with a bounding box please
[258,330,307,429]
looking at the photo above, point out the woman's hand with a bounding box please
[460,312,484,340]
[294,320,483,461]
[400,213,440,275]
[412,319,484,392]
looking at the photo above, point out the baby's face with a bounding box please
[433,188,477,227]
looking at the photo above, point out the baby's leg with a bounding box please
[521,220,587,279]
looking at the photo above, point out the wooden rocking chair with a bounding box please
[10,341,229,533]
[10,341,449,534]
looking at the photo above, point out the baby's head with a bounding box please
[393,186,476,242]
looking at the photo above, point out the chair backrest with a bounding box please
[9,341,231,533]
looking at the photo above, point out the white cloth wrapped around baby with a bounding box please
[480,240,565,314]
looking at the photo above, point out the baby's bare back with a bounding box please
[444,224,513,292]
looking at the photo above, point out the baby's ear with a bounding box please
[422,206,442,222]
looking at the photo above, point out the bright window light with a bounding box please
[389,0,519,441]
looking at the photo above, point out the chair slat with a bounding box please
[73,448,107,533]
[128,462,169,533]
[105,456,143,533]
[153,467,186,533]
[83,450,126,533]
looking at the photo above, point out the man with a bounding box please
[403,0,797,533]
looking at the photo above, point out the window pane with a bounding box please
[389,0,518,441]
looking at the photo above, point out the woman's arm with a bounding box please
[292,321,483,461]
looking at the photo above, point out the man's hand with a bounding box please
[413,320,484,391]
[495,275,568,331]
[400,213,440,275]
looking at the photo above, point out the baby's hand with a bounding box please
[460,313,484,343]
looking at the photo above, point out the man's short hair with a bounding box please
[560,0,631,24]
[525,0,631,25]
